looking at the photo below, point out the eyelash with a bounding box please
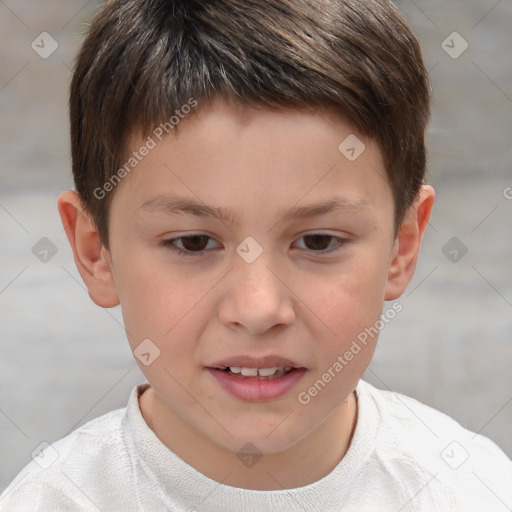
[160,233,349,257]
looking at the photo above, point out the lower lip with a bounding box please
[207,368,307,402]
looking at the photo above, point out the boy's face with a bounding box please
[64,97,432,460]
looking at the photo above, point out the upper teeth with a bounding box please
[228,366,292,377]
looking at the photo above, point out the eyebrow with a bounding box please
[139,195,372,227]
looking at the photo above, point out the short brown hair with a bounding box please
[70,0,431,247]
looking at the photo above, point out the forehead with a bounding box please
[126,96,362,161]
[115,97,390,222]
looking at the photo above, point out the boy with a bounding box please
[1,0,511,510]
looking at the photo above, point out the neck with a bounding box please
[139,387,358,490]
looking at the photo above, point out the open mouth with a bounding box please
[219,366,296,379]
[207,355,306,401]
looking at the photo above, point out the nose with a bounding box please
[218,250,295,335]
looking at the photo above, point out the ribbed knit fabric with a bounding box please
[1,379,511,511]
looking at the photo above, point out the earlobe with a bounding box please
[57,190,120,308]
[384,185,435,300]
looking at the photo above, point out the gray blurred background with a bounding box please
[1,0,511,491]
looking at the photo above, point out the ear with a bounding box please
[57,190,120,308]
[384,185,435,300]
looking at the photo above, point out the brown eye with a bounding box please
[295,233,348,255]
[161,235,220,256]
[178,235,210,251]
[302,234,334,251]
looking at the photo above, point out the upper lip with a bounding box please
[208,355,303,370]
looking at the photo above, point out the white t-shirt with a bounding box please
[1,379,511,511]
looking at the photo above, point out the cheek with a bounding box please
[302,251,389,333]
[112,250,180,342]
[114,259,205,394]
[114,251,216,361]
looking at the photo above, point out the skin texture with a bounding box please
[58,96,435,490]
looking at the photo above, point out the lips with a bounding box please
[206,354,307,401]
[207,367,307,402]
